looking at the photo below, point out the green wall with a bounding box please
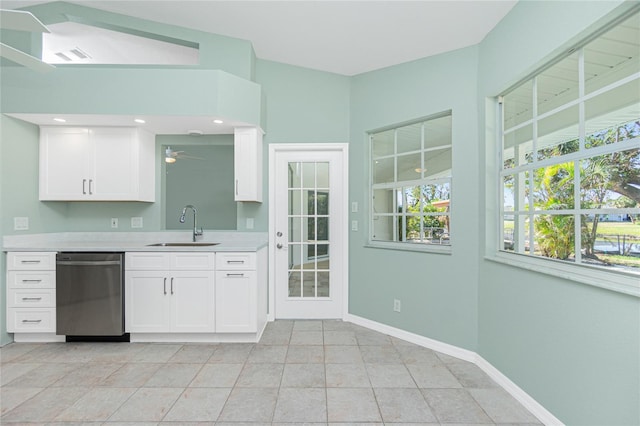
[237,59,352,232]
[160,136,236,230]
[349,46,480,350]
[1,1,638,423]
[477,1,640,425]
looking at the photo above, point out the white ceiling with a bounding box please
[2,0,517,76]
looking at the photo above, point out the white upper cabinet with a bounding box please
[39,126,155,202]
[234,127,263,202]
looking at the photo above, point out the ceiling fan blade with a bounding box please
[0,42,55,72]
[0,9,50,33]
[178,154,206,160]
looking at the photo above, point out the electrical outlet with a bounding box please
[131,217,143,228]
[246,218,254,229]
[351,220,358,231]
[393,299,401,312]
[111,218,118,228]
[14,217,29,231]
[351,201,358,213]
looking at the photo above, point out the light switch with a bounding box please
[351,202,358,213]
[131,217,143,228]
[246,218,254,229]
[351,220,358,231]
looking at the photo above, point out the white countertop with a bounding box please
[3,231,268,252]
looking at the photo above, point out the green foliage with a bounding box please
[535,214,575,259]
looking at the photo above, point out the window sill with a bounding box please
[365,241,452,255]
[485,252,640,297]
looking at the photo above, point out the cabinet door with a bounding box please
[91,128,138,200]
[234,127,263,202]
[126,271,171,332]
[215,270,257,333]
[39,127,91,200]
[170,271,215,332]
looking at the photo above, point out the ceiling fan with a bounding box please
[165,146,205,163]
[0,9,55,72]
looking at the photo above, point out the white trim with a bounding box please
[487,252,640,297]
[268,143,350,321]
[346,313,564,426]
[475,355,564,426]
[12,333,65,343]
[347,314,475,362]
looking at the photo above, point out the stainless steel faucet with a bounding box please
[179,205,203,242]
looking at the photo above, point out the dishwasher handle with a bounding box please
[57,260,121,266]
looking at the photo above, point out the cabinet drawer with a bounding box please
[8,271,56,288]
[171,253,215,270]
[8,289,55,308]
[7,252,56,270]
[7,308,55,333]
[216,252,256,270]
[126,252,171,270]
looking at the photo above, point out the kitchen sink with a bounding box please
[146,242,220,247]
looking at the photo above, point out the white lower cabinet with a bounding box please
[215,249,268,335]
[125,253,215,333]
[125,249,267,341]
[215,269,257,333]
[6,252,57,334]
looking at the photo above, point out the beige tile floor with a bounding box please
[0,320,542,425]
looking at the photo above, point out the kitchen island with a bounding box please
[3,231,268,344]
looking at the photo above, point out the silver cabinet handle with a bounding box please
[83,179,87,194]
[22,297,42,301]
[89,179,93,195]
[21,279,43,283]
[171,277,174,295]
[227,260,245,264]
[226,273,245,278]
[20,260,41,264]
[163,277,167,295]
[22,319,42,323]
[235,179,238,195]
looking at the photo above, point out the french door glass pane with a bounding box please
[287,161,331,299]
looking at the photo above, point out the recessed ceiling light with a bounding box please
[213,119,224,124]
[134,118,146,124]
[53,118,66,123]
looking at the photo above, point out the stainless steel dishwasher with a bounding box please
[56,252,126,339]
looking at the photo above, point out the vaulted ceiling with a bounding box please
[2,0,517,76]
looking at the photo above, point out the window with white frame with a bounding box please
[370,112,452,248]
[499,11,640,276]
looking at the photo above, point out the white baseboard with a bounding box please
[346,313,476,362]
[474,355,563,426]
[346,314,564,426]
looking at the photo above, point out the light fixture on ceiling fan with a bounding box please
[0,9,55,72]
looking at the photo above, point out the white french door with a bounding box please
[269,144,348,319]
